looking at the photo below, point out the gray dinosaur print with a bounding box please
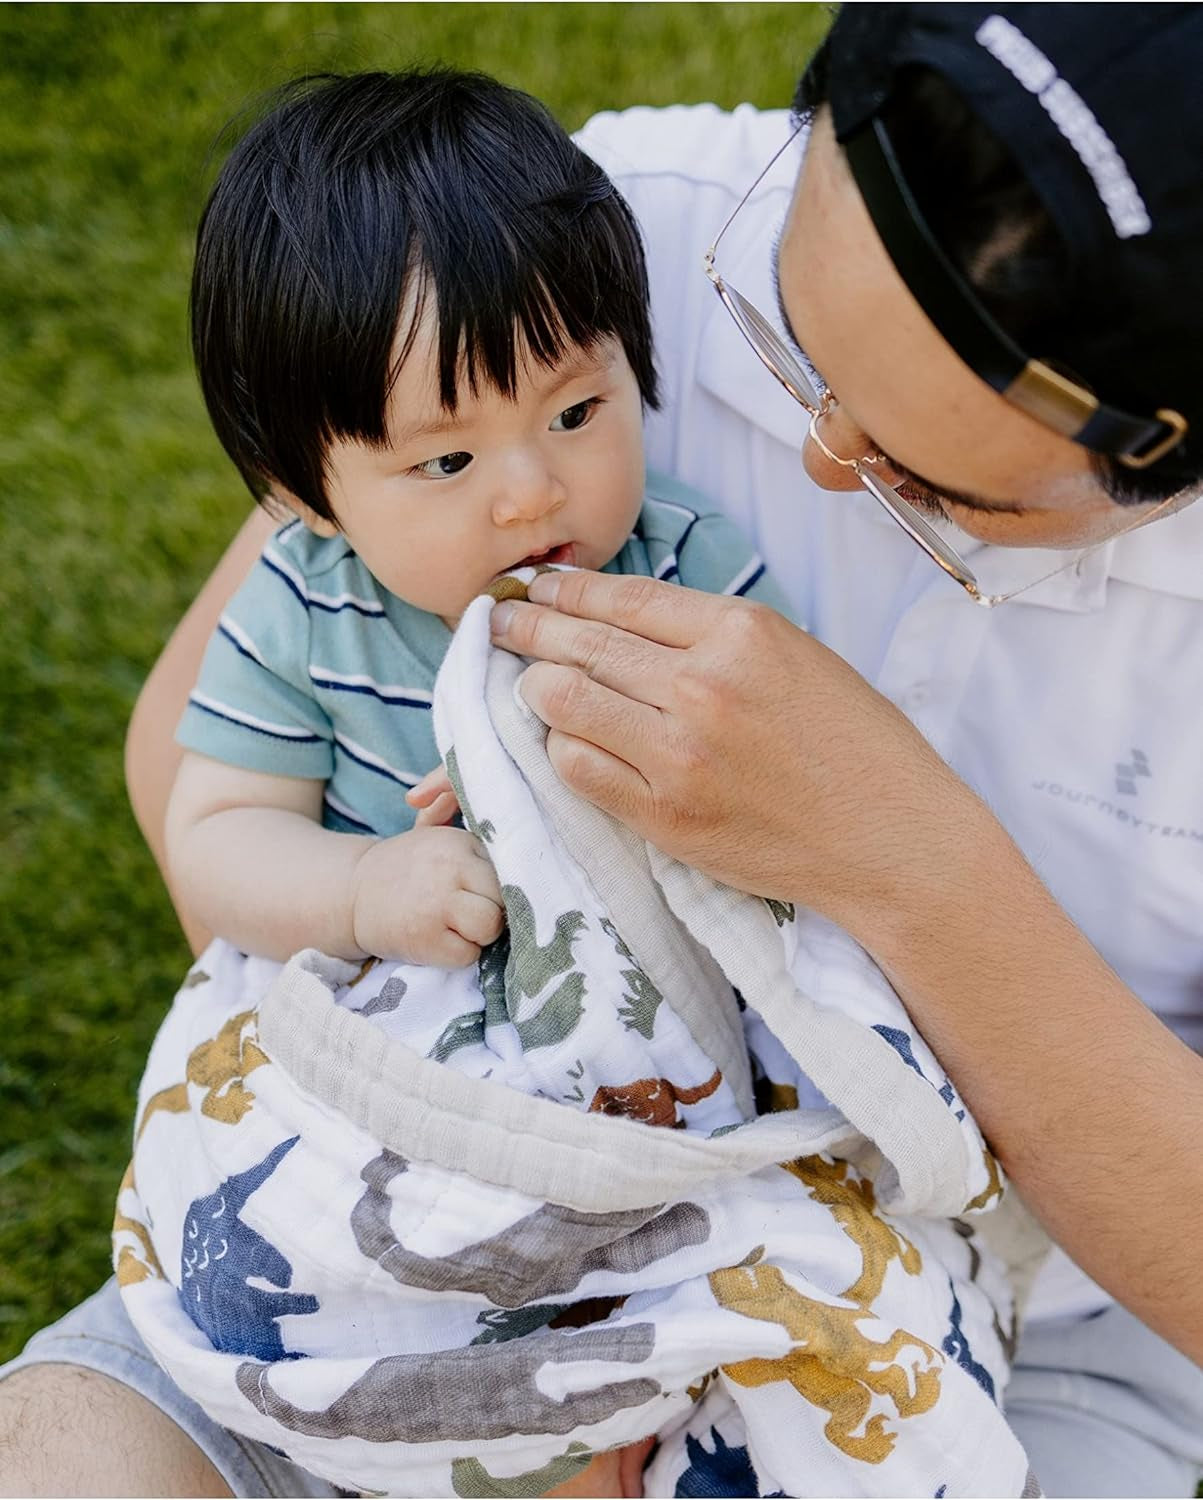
[235,1322,660,1442]
[358,976,408,1017]
[351,1149,710,1306]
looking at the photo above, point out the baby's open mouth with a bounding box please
[507,542,576,571]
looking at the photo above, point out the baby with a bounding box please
[167,66,785,978]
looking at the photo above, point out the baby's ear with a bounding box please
[267,484,339,538]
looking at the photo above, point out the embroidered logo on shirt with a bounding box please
[1031,747,1202,841]
[1115,748,1151,796]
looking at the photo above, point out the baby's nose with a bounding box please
[494,461,566,525]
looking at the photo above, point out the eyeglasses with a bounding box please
[703,127,1178,608]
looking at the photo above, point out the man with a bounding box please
[3,6,1201,1496]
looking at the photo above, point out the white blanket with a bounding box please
[114,587,1035,1497]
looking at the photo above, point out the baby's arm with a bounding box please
[166,752,503,966]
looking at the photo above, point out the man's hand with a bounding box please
[350,824,503,966]
[489,569,980,944]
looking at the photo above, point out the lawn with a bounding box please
[0,1,831,1364]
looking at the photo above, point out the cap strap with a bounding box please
[843,116,1185,467]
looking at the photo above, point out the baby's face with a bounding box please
[284,325,646,626]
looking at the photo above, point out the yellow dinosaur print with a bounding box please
[709,1156,942,1464]
[112,1162,165,1286]
[965,1148,1004,1212]
[136,1009,269,1140]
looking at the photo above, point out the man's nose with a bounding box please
[492,455,567,526]
[800,404,876,492]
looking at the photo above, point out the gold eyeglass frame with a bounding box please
[702,126,1179,608]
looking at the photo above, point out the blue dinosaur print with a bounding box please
[872,1026,965,1120]
[873,1025,924,1076]
[941,1280,996,1401]
[674,1426,785,1497]
[179,1136,318,1360]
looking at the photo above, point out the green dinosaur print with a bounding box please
[428,1011,486,1063]
[600,917,664,1039]
[470,1303,570,1344]
[764,898,796,927]
[503,885,585,997]
[493,885,588,1050]
[599,916,636,964]
[451,1444,594,1497]
[441,747,492,846]
[513,971,585,1051]
[443,746,495,844]
[479,938,509,1031]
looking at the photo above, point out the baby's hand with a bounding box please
[349,825,503,967]
[406,765,461,827]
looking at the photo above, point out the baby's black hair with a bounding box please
[192,69,659,522]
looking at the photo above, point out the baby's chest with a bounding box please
[318,688,440,838]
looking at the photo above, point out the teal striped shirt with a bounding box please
[178,472,789,837]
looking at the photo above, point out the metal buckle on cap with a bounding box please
[1117,408,1189,469]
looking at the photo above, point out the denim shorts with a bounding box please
[4,1278,1203,1497]
[0,1280,339,1497]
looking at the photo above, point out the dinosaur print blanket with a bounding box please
[115,583,1036,1497]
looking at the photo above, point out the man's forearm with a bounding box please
[863,800,1203,1362]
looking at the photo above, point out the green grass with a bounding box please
[0,2,831,1363]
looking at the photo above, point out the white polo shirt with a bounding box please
[579,103,1203,1320]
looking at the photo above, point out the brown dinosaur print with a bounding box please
[709,1155,942,1464]
[135,1009,269,1141]
[589,1068,722,1128]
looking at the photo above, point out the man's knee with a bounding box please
[0,1362,231,1499]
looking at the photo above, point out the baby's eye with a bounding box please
[412,451,473,479]
[550,398,600,433]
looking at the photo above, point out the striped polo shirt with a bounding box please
[177,472,788,838]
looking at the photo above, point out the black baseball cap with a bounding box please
[824,3,1200,472]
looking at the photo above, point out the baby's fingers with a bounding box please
[414,789,460,827]
[449,890,505,950]
[407,766,456,808]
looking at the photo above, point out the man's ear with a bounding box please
[267,484,339,538]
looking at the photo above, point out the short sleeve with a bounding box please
[176,536,334,781]
[639,473,796,622]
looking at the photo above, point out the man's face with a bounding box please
[775,109,1184,549]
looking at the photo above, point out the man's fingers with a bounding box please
[492,600,679,708]
[518,663,666,771]
[525,568,729,650]
[544,729,653,830]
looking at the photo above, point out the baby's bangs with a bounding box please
[399,191,635,413]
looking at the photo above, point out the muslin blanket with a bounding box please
[114,580,1036,1498]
